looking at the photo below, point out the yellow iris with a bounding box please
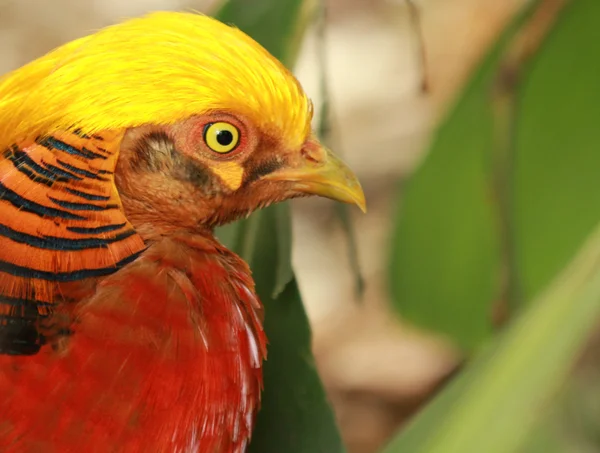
[203,122,240,154]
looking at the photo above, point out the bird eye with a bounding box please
[203,122,240,154]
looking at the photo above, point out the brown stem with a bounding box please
[406,0,430,93]
[491,0,570,327]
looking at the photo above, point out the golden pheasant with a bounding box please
[0,10,365,453]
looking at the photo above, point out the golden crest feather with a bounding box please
[0,11,314,345]
[0,11,313,151]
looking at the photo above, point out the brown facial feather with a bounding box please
[115,112,306,237]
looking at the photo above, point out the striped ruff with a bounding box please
[0,130,145,354]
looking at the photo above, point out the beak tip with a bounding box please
[353,193,367,214]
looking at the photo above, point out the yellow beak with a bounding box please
[263,138,366,213]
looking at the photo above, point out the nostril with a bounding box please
[301,144,322,164]
[301,148,319,164]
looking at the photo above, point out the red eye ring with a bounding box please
[181,113,254,160]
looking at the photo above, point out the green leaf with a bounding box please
[272,203,294,298]
[212,1,345,452]
[214,0,313,66]
[382,219,600,453]
[513,0,600,303]
[388,2,538,350]
[518,417,569,453]
[213,219,242,250]
[247,207,345,453]
[516,368,600,453]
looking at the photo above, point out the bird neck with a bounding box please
[121,209,216,243]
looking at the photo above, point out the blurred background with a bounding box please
[3,1,597,452]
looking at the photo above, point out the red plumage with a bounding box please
[0,234,266,452]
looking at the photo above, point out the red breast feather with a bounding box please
[0,235,266,453]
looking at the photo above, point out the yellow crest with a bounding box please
[0,12,313,150]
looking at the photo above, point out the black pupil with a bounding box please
[216,129,234,146]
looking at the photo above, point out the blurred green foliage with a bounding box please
[388,2,540,351]
[390,0,600,351]
[383,217,600,453]
[514,0,600,302]
[385,0,600,452]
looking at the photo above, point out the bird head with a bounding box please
[0,12,365,231]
